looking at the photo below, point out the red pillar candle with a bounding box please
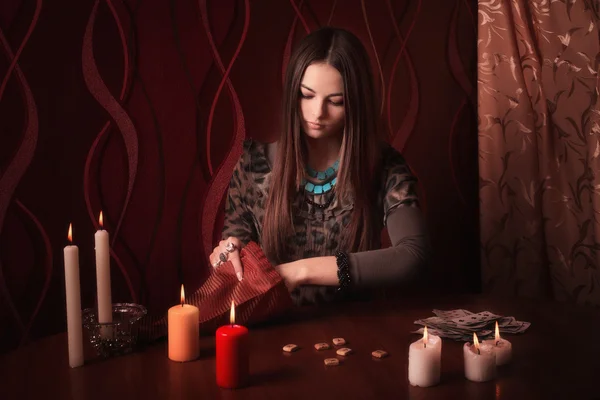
[216,301,249,389]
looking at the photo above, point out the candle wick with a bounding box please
[496,340,500,346]
[423,342,426,349]
[477,348,480,355]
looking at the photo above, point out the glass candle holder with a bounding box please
[82,303,147,358]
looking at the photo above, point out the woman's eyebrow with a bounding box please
[300,84,343,97]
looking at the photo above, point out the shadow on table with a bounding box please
[250,365,297,386]
[246,293,411,331]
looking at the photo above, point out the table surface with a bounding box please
[1,294,599,399]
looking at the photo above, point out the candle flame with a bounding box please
[230,300,235,325]
[68,223,73,243]
[180,284,185,306]
[495,321,500,342]
[423,326,428,347]
[473,332,480,350]
[99,211,104,228]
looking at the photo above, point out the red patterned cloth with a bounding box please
[141,242,293,341]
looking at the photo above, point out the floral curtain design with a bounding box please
[478,0,600,305]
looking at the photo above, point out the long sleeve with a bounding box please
[348,206,430,287]
[221,148,258,245]
[347,145,431,288]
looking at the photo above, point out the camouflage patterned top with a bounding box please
[222,139,427,305]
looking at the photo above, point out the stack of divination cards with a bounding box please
[412,309,531,341]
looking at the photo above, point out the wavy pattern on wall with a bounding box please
[361,0,386,115]
[385,1,424,211]
[386,0,420,147]
[82,0,137,302]
[199,0,249,260]
[0,0,477,353]
[289,0,312,33]
[447,0,476,206]
[0,0,42,341]
[15,200,52,345]
[283,0,310,84]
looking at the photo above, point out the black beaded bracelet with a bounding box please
[335,250,352,292]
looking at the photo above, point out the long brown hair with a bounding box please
[262,27,383,264]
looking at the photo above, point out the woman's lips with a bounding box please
[306,121,325,130]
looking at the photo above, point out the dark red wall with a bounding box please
[0,0,477,353]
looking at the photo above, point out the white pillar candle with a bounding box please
[483,321,512,365]
[94,211,113,329]
[464,333,496,382]
[408,326,442,387]
[63,224,84,368]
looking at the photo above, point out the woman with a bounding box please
[210,27,430,305]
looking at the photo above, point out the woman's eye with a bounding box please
[300,93,314,99]
[329,99,344,106]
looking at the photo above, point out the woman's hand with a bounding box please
[210,237,244,281]
[275,261,306,292]
[277,256,339,290]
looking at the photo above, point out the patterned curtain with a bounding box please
[478,0,600,305]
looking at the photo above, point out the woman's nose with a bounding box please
[312,100,327,120]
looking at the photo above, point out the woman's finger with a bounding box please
[210,250,221,268]
[210,237,244,279]
[218,240,243,280]
[228,250,244,281]
[224,237,243,251]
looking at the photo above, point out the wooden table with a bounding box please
[1,294,599,399]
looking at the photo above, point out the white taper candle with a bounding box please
[64,223,84,368]
[95,212,113,331]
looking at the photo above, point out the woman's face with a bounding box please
[299,62,345,140]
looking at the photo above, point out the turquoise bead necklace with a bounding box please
[303,160,339,194]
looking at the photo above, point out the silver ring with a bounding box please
[219,252,228,263]
[225,242,237,253]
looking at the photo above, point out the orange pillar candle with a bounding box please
[168,285,200,362]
